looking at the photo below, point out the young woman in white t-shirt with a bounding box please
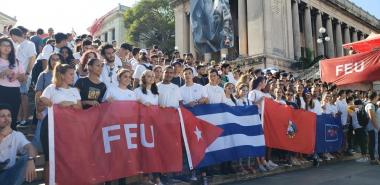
[39,63,82,184]
[274,87,286,105]
[134,70,159,106]
[223,82,237,106]
[153,65,163,84]
[235,83,250,106]
[248,76,267,113]
[321,92,338,115]
[104,69,136,102]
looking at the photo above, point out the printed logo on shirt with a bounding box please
[88,87,101,100]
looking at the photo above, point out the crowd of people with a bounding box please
[0,26,379,185]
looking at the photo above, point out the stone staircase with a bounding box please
[294,61,320,80]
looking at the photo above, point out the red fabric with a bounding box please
[343,34,380,53]
[180,107,223,167]
[53,102,183,185]
[320,50,380,86]
[263,99,316,154]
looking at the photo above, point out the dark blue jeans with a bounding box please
[0,156,28,185]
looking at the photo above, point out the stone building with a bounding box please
[172,0,380,70]
[0,11,17,34]
[89,4,128,47]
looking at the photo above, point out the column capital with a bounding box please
[336,20,342,24]
[316,9,324,15]
[292,0,301,4]
[352,28,358,32]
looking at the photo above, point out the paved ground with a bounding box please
[225,161,380,185]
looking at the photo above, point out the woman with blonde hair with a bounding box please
[134,70,159,106]
[39,63,82,184]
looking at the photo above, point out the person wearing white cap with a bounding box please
[132,49,153,88]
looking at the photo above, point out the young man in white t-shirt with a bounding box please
[99,44,123,88]
[180,68,208,106]
[204,69,224,104]
[10,28,37,125]
[0,104,37,185]
[157,66,182,108]
[365,92,380,164]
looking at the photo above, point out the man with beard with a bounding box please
[99,44,122,88]
[193,65,209,86]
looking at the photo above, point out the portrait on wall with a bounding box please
[190,0,234,54]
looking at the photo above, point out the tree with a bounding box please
[124,0,175,54]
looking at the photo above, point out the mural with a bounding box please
[190,0,234,54]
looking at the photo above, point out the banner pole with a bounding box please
[48,107,55,185]
[177,108,194,170]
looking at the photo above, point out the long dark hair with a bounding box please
[141,70,159,95]
[0,37,16,69]
[59,46,74,64]
[47,53,64,71]
[251,76,265,90]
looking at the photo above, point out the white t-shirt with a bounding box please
[180,83,207,105]
[100,62,123,88]
[248,89,267,114]
[103,86,136,101]
[134,87,159,105]
[130,58,139,70]
[309,99,323,115]
[324,103,338,115]
[365,103,378,131]
[16,40,36,71]
[336,99,348,125]
[157,82,182,108]
[133,63,152,80]
[236,97,251,106]
[73,52,81,60]
[41,84,81,104]
[0,131,30,169]
[223,95,236,106]
[204,84,225,104]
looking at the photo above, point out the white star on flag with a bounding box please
[194,126,202,141]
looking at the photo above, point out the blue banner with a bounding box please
[315,114,343,153]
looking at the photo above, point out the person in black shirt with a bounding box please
[171,60,185,87]
[75,58,107,109]
[193,64,209,86]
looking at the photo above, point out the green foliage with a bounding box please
[124,0,175,54]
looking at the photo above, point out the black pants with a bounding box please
[354,128,367,155]
[347,124,354,150]
[40,116,49,161]
[368,130,380,160]
[0,85,21,130]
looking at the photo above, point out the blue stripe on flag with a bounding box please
[187,104,259,116]
[219,124,263,137]
[186,104,265,168]
[197,146,266,168]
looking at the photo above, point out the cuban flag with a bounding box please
[180,104,265,168]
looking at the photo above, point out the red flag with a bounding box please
[263,99,316,154]
[179,107,223,168]
[320,50,380,86]
[53,102,182,185]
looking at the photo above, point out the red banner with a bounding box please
[263,99,316,154]
[320,50,380,85]
[53,102,183,185]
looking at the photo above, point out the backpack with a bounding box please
[357,106,369,127]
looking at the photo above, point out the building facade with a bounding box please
[173,0,380,70]
[0,11,17,34]
[89,4,128,47]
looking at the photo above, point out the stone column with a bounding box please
[189,21,196,57]
[108,30,113,44]
[292,0,301,59]
[315,10,324,57]
[238,0,248,56]
[326,16,335,58]
[304,5,314,60]
[344,25,351,55]
[352,29,358,42]
[175,4,188,55]
[335,21,343,57]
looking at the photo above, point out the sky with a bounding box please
[0,0,379,35]
[0,0,139,34]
